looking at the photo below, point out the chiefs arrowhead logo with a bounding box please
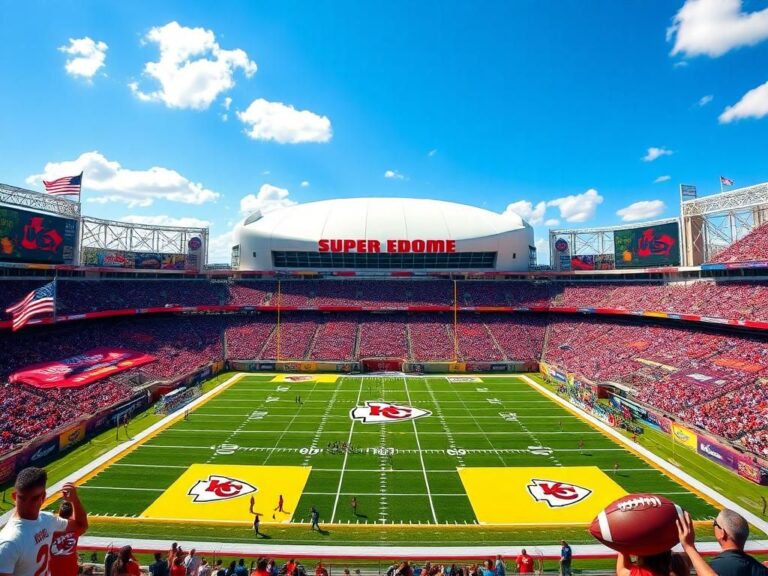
[350,402,431,424]
[526,478,592,507]
[50,533,78,556]
[187,475,257,503]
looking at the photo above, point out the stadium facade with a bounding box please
[234,198,536,272]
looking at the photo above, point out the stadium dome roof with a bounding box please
[241,197,528,240]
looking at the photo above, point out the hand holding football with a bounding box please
[590,494,683,556]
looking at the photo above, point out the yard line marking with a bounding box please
[262,380,319,465]
[330,376,364,523]
[161,429,605,435]
[79,486,164,492]
[424,377,465,467]
[445,377,508,466]
[304,492,465,497]
[403,375,438,524]
[111,463,187,469]
[303,379,344,466]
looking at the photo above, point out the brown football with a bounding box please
[589,494,683,556]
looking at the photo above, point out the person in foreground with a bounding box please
[616,551,672,576]
[0,467,88,576]
[677,509,768,576]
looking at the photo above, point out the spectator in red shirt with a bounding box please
[49,502,82,576]
[251,559,270,576]
[516,550,534,574]
[171,557,186,576]
[112,546,141,576]
[315,563,328,576]
[616,552,672,576]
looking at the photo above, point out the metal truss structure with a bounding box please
[0,182,81,219]
[80,216,209,259]
[681,182,768,264]
[549,218,678,268]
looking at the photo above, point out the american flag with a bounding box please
[5,281,56,331]
[720,176,734,186]
[43,173,82,197]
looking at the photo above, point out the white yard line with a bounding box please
[330,376,364,522]
[0,374,248,528]
[521,375,768,536]
[262,381,319,465]
[403,375,438,524]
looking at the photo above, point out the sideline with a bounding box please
[0,373,246,528]
[77,535,768,559]
[521,376,768,536]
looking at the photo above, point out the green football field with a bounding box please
[73,373,718,529]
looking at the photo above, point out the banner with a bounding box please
[595,254,615,270]
[614,222,681,268]
[446,376,482,383]
[185,236,204,272]
[59,423,86,450]
[671,422,698,450]
[448,362,467,373]
[696,435,767,484]
[571,255,595,270]
[134,253,163,269]
[0,454,16,484]
[0,205,77,264]
[9,348,156,389]
[26,438,60,466]
[161,254,187,270]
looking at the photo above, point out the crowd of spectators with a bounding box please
[4,278,768,326]
[544,316,768,453]
[709,222,768,264]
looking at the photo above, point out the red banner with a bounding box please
[9,348,156,389]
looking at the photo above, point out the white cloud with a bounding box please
[300,181,310,187]
[654,175,672,183]
[616,200,666,222]
[673,60,689,68]
[719,81,768,123]
[697,94,714,107]
[120,215,211,228]
[221,97,232,121]
[428,149,437,157]
[547,189,604,223]
[26,151,219,208]
[544,218,560,226]
[130,21,256,110]
[642,147,674,162]
[384,169,406,180]
[59,37,108,80]
[237,98,332,144]
[239,183,296,215]
[668,0,768,58]
[208,223,241,263]
[503,200,547,225]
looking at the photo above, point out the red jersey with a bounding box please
[516,555,534,574]
[172,564,186,576]
[48,531,80,576]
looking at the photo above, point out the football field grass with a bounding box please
[73,373,718,535]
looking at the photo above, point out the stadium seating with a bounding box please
[358,314,410,358]
[408,314,456,361]
[309,316,358,361]
[709,222,768,264]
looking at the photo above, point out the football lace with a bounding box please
[616,496,662,511]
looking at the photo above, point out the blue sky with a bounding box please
[1,0,767,263]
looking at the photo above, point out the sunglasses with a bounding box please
[713,519,727,536]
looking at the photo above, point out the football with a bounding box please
[589,494,683,556]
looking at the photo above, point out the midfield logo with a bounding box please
[526,478,592,507]
[350,401,431,424]
[188,474,257,503]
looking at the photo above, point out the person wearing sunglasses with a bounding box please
[677,509,768,576]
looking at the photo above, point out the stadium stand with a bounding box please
[3,277,768,458]
[709,222,768,264]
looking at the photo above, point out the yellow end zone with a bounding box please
[458,466,627,525]
[270,374,339,383]
[141,464,311,523]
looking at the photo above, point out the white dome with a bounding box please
[242,198,527,240]
[235,197,534,272]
